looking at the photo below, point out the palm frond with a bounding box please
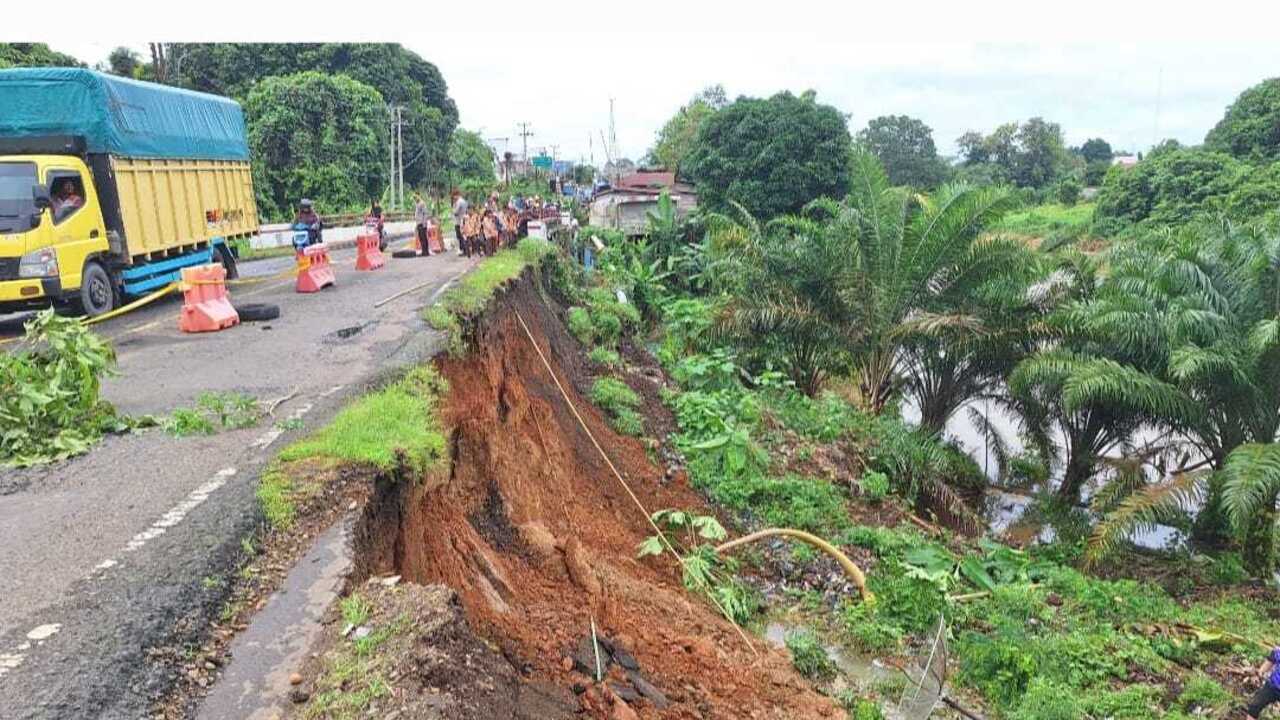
[1085,470,1205,567]
[1221,443,1280,531]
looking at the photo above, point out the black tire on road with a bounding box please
[391,249,420,259]
[211,243,239,279]
[233,302,280,322]
[78,261,118,317]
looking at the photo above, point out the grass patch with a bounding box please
[278,366,447,473]
[304,603,407,719]
[993,202,1095,236]
[256,466,298,529]
[589,377,644,436]
[785,629,837,681]
[421,238,555,355]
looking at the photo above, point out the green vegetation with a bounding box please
[648,85,726,175]
[1205,77,1280,161]
[256,466,300,530]
[785,629,837,681]
[589,378,644,436]
[279,366,447,473]
[245,72,390,220]
[422,238,556,354]
[551,86,1280,713]
[305,600,403,719]
[685,90,853,219]
[0,311,122,466]
[0,43,82,69]
[856,114,950,189]
[955,117,1071,189]
[588,347,621,368]
[991,201,1095,242]
[163,391,261,436]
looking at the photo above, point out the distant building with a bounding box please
[588,171,698,236]
[1111,154,1139,167]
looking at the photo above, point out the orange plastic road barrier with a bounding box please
[355,230,386,270]
[427,224,445,254]
[295,244,336,293]
[178,264,239,333]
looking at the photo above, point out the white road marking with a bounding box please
[0,387,338,683]
[25,625,60,642]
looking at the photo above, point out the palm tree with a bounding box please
[835,150,1023,414]
[711,207,868,396]
[1046,221,1280,572]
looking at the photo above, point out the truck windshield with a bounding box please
[0,162,38,235]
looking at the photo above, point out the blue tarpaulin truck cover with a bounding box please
[0,67,249,161]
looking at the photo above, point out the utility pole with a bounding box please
[396,106,404,211]
[517,122,534,175]
[389,106,397,211]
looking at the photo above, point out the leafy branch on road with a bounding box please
[163,392,263,437]
[0,310,123,467]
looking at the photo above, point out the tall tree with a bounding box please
[1205,77,1280,161]
[856,115,950,189]
[685,90,853,219]
[244,72,389,221]
[448,129,495,183]
[1042,223,1280,572]
[105,47,141,77]
[649,85,726,176]
[1078,137,1114,164]
[956,119,1068,189]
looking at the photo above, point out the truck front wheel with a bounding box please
[78,261,118,317]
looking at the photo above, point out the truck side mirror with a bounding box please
[32,184,51,211]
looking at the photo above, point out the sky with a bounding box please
[34,2,1280,167]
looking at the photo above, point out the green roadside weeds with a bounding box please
[164,391,262,437]
[420,238,556,355]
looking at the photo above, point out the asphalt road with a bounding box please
[0,237,475,719]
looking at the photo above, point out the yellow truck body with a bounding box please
[112,157,258,262]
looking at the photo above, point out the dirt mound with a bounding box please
[362,272,838,718]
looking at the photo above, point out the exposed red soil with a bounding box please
[363,273,839,719]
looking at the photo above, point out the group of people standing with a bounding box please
[450,190,525,258]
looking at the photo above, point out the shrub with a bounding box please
[589,378,644,437]
[567,307,594,344]
[588,347,621,368]
[1178,673,1232,713]
[858,471,890,503]
[785,629,836,681]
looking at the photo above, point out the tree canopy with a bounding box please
[1095,146,1280,229]
[171,43,457,189]
[956,118,1069,189]
[685,91,853,219]
[0,43,82,69]
[1077,137,1114,164]
[1205,77,1280,161]
[448,129,495,183]
[648,85,727,177]
[855,115,950,189]
[244,72,389,221]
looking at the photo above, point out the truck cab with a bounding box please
[0,153,112,314]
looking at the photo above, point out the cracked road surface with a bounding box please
[0,237,474,719]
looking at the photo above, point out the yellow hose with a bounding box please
[716,528,875,605]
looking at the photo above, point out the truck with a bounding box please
[0,68,259,316]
